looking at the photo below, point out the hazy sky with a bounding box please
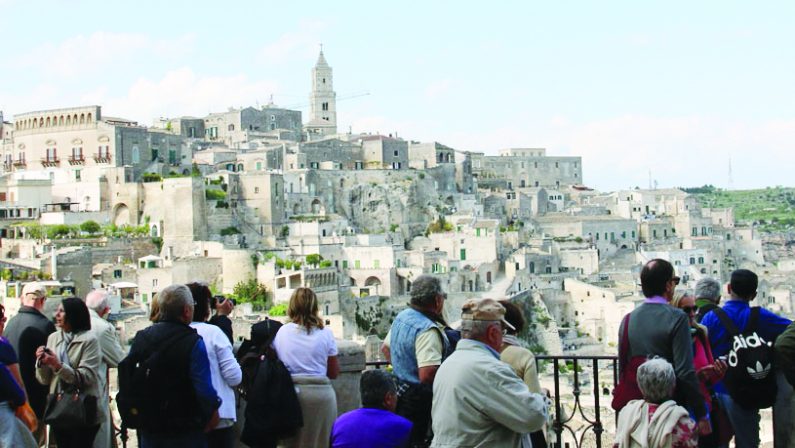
[2,1,794,191]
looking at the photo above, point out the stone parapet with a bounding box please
[331,339,366,415]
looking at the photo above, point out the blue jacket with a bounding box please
[702,299,792,358]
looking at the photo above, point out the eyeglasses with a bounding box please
[681,306,697,314]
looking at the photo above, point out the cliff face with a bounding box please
[315,171,444,238]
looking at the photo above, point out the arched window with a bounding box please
[46,117,51,127]
[80,114,85,125]
[66,116,71,126]
[59,116,64,126]
[87,113,92,123]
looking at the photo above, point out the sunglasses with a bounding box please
[671,276,681,285]
[681,306,697,314]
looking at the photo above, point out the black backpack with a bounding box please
[713,307,777,409]
[116,330,198,431]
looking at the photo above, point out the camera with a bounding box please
[211,295,236,309]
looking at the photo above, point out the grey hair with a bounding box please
[85,289,110,313]
[637,358,676,404]
[157,284,194,321]
[461,319,498,341]
[410,275,444,308]
[694,277,721,303]
[360,369,396,409]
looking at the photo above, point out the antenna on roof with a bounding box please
[728,156,734,191]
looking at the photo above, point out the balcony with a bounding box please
[68,155,85,165]
[41,157,60,167]
[12,159,27,168]
[93,153,112,163]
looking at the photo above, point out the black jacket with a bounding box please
[3,306,55,418]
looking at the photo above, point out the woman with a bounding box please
[35,297,101,447]
[672,293,728,447]
[615,358,697,448]
[273,287,339,448]
[0,304,36,447]
[187,282,243,448]
[499,300,547,448]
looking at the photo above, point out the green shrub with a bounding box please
[220,226,240,236]
[206,189,227,200]
[216,201,229,208]
[268,303,287,316]
[80,220,101,234]
[142,173,162,182]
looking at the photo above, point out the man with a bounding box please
[121,284,220,447]
[618,259,709,433]
[86,289,126,448]
[701,269,793,448]
[3,282,55,445]
[381,275,450,447]
[431,298,547,447]
[776,321,795,388]
[330,369,412,448]
[694,277,722,323]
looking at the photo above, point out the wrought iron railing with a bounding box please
[365,354,619,448]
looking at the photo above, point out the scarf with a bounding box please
[58,330,74,368]
[615,399,690,448]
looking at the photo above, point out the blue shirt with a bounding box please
[331,408,412,448]
[702,299,792,358]
[189,338,221,423]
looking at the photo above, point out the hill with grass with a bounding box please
[684,185,795,233]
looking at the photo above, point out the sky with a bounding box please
[2,1,795,191]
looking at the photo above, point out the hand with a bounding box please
[217,298,234,316]
[713,358,728,376]
[36,347,60,370]
[697,417,712,436]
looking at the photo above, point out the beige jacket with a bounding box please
[615,399,691,448]
[35,330,102,424]
[431,339,547,448]
[500,343,542,394]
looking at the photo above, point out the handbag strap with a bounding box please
[618,313,631,376]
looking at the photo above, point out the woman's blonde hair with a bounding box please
[288,287,324,333]
[672,291,708,337]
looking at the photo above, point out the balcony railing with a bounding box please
[12,159,26,167]
[41,157,60,167]
[94,153,112,163]
[68,155,85,165]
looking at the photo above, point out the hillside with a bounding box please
[687,186,795,232]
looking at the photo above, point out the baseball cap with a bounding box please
[21,282,46,300]
[461,298,515,331]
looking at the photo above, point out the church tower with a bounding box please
[305,48,337,138]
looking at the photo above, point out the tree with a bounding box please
[306,254,323,268]
[232,278,271,310]
[80,220,101,234]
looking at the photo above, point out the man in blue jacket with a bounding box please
[701,269,793,448]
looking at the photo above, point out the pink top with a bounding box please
[692,333,720,411]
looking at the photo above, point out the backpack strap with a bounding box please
[712,307,741,337]
[746,307,762,333]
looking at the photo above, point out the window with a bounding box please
[373,260,380,269]
[342,260,348,269]
[698,257,704,264]
[689,257,696,264]
[228,124,235,131]
[254,187,260,194]
[153,279,158,287]
[476,228,481,237]
[394,150,399,157]
[113,269,122,278]
[460,249,466,260]
[75,170,81,181]
[322,102,329,111]
[354,260,361,269]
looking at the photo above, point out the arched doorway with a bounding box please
[363,276,382,297]
[113,203,131,226]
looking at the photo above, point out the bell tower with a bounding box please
[306,46,337,137]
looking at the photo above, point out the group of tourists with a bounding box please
[0,284,124,447]
[2,261,794,448]
[614,259,795,448]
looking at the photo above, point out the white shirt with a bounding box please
[273,322,338,376]
[190,322,242,420]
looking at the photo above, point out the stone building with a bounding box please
[360,135,409,170]
[408,141,456,169]
[472,148,582,190]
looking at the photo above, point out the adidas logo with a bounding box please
[747,361,771,380]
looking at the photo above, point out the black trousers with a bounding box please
[395,383,433,448]
[51,424,100,448]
